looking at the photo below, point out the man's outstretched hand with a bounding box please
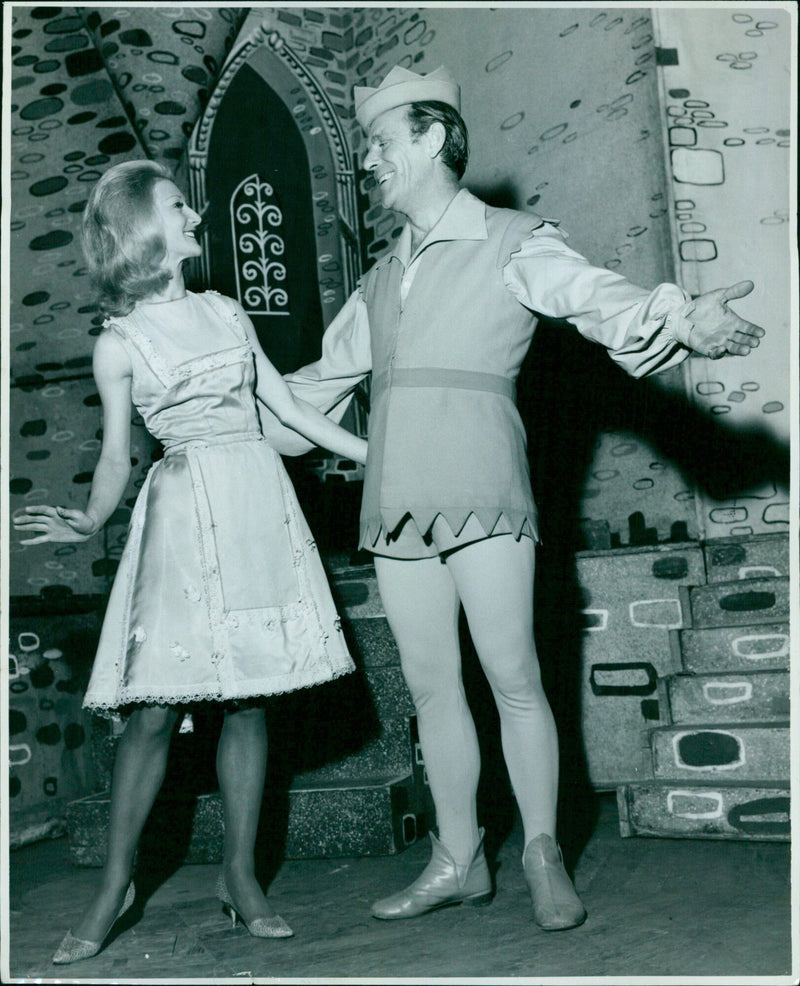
[674,280,765,359]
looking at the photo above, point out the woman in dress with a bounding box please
[14,160,367,964]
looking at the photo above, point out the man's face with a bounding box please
[363,105,432,214]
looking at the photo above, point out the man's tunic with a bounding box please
[260,189,691,558]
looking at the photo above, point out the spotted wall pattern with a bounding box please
[7,6,790,847]
[80,6,246,164]
[10,377,159,596]
[8,614,98,826]
[9,7,143,381]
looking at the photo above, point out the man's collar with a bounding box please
[377,188,488,268]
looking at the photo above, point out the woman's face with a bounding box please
[151,179,202,267]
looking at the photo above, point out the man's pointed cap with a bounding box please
[354,65,460,130]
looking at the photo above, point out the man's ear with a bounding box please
[425,121,447,160]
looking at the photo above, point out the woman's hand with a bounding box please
[14,504,99,544]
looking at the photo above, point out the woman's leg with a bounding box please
[216,704,274,921]
[72,704,180,942]
[444,535,559,844]
[374,554,481,865]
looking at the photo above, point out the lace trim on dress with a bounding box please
[84,661,355,719]
[108,293,253,388]
[202,290,249,346]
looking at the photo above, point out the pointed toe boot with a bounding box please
[523,834,587,931]
[371,829,493,920]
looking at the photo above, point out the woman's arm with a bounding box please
[254,290,372,456]
[234,301,368,465]
[14,330,134,544]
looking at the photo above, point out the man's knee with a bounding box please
[479,646,543,699]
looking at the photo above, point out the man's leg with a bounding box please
[445,534,586,928]
[443,534,557,842]
[373,553,481,863]
[370,554,492,919]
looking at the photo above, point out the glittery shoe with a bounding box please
[523,833,587,930]
[52,881,136,964]
[215,873,294,938]
[371,828,493,920]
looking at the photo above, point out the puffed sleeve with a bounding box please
[503,221,693,378]
[257,289,372,455]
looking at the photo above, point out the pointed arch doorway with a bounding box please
[187,27,362,382]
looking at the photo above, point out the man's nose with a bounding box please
[363,145,379,171]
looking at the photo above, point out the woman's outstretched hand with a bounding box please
[14,504,98,544]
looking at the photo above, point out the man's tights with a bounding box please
[374,533,559,867]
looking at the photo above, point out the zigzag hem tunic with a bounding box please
[83,290,355,717]
[257,189,693,560]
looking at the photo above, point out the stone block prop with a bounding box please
[670,622,790,674]
[345,615,401,669]
[658,671,790,725]
[293,710,414,786]
[702,533,790,583]
[409,711,436,831]
[574,542,705,788]
[617,783,789,841]
[649,722,790,783]
[680,577,790,629]
[66,773,423,866]
[283,775,424,858]
[330,565,386,622]
[330,564,401,668]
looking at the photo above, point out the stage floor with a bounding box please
[6,793,792,982]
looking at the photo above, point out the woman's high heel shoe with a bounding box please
[52,881,136,965]
[215,873,293,938]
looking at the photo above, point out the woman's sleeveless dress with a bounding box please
[83,290,354,716]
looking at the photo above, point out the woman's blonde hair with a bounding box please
[82,159,174,317]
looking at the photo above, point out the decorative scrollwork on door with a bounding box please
[231,174,289,316]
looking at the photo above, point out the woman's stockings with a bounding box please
[72,704,180,942]
[215,704,273,920]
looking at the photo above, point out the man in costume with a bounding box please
[261,65,763,929]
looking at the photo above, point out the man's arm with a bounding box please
[504,222,763,377]
[256,289,373,454]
